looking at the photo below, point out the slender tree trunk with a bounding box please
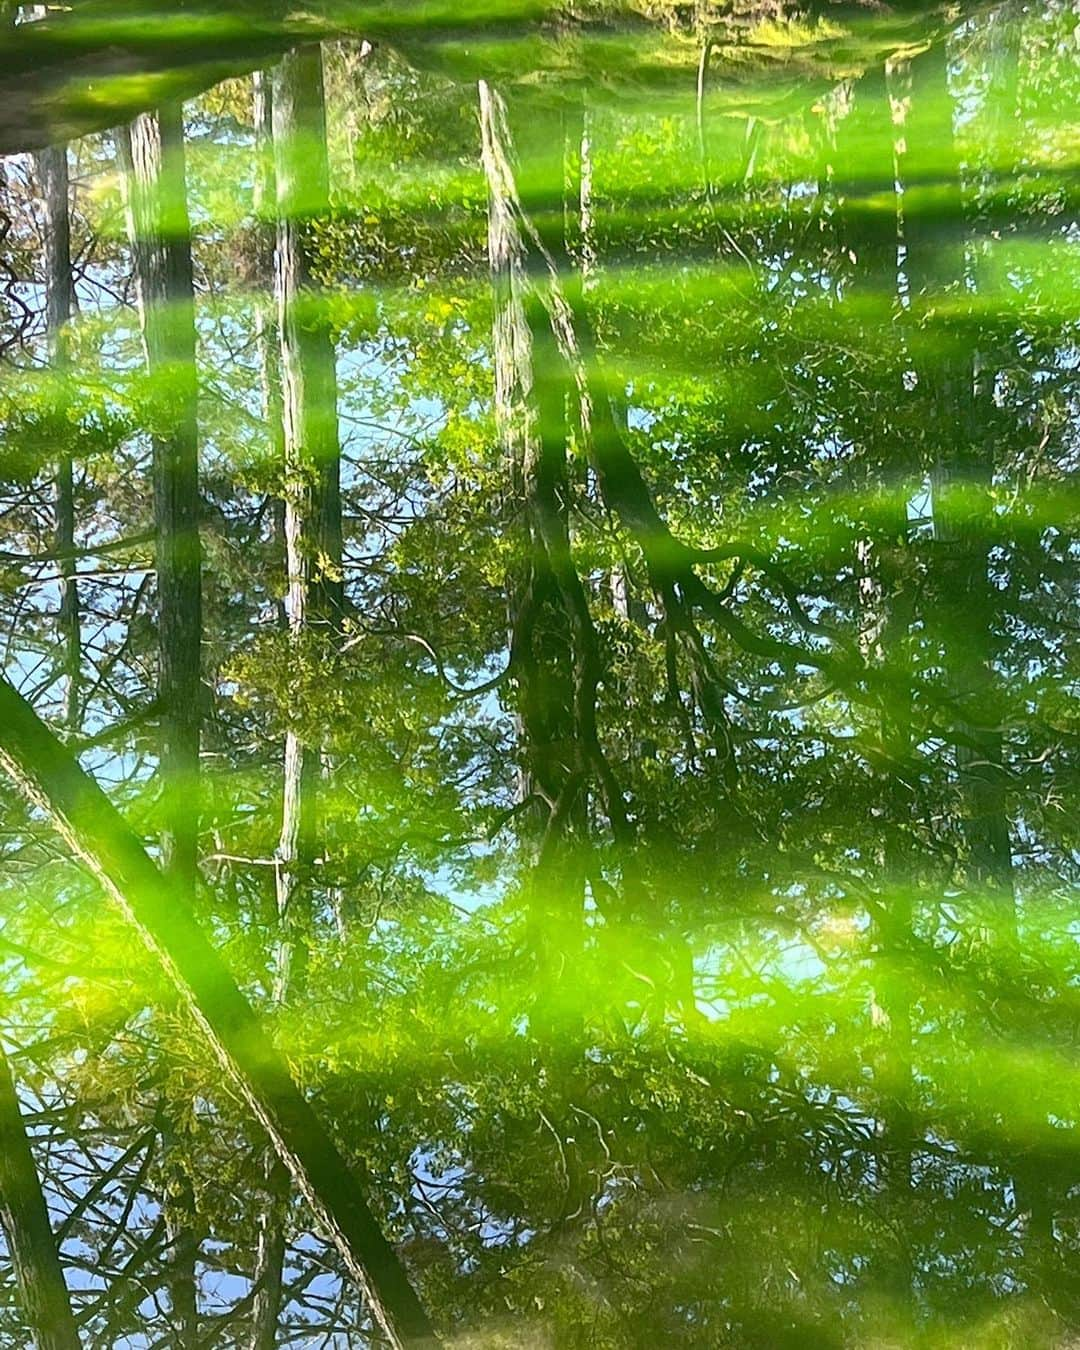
[272,45,343,1005]
[899,39,1015,923]
[36,142,80,733]
[117,101,202,1349]
[0,1042,80,1350]
[250,1156,288,1350]
[572,105,641,629]
[160,1125,198,1350]
[963,1,1058,1254]
[118,104,202,889]
[945,10,1017,916]
[256,43,344,1341]
[480,77,585,900]
[249,68,291,1350]
[483,78,549,822]
[842,62,918,1314]
[0,674,435,1348]
[900,20,1048,1273]
[253,70,289,636]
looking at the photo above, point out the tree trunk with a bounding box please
[480,78,585,880]
[960,1,1058,1254]
[256,42,346,1343]
[481,86,603,1240]
[480,80,697,1026]
[35,142,80,734]
[118,101,203,1348]
[899,40,1014,919]
[250,1154,288,1350]
[272,45,343,1005]
[0,1042,80,1350]
[118,103,202,891]
[899,19,1048,1278]
[841,62,917,1314]
[0,674,435,1348]
[944,9,1017,914]
[249,67,291,1350]
[253,69,289,636]
[161,1126,199,1350]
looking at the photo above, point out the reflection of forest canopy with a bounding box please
[0,1,986,151]
[0,0,1078,1346]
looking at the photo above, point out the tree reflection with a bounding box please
[0,2,1078,1345]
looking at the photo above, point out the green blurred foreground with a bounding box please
[0,1,1079,1345]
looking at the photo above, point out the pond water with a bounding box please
[0,2,1079,1346]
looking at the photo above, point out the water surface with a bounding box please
[0,2,1079,1346]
